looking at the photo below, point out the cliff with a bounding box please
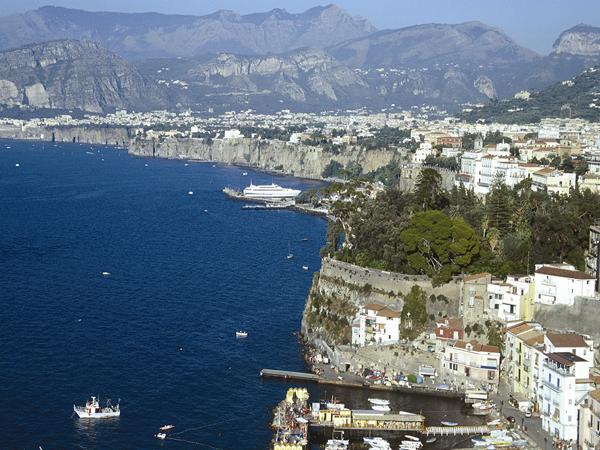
[128,137,399,179]
[301,257,461,347]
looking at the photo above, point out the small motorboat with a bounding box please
[242,172,248,176]
[15,163,19,167]
[425,437,437,443]
[188,191,194,195]
[235,331,248,338]
[404,435,420,441]
[156,432,167,440]
[369,398,390,406]
[101,271,111,277]
[371,404,391,412]
[159,424,175,432]
[302,265,309,271]
[441,421,458,426]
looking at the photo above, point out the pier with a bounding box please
[261,369,320,381]
[260,368,463,398]
[425,425,490,436]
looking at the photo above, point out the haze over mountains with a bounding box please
[0,5,600,116]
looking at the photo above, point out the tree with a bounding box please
[402,286,429,328]
[399,210,482,284]
[322,160,343,178]
[487,326,503,350]
[486,175,513,236]
[414,168,445,211]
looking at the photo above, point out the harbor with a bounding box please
[268,387,532,450]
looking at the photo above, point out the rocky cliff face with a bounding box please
[129,137,398,179]
[553,24,600,56]
[301,258,460,346]
[0,40,167,113]
[0,5,375,58]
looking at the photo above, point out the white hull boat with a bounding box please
[243,183,301,200]
[73,396,120,418]
[235,331,248,338]
[368,398,390,406]
[371,405,391,412]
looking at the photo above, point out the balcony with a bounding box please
[542,379,562,393]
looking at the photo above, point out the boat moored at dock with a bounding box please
[243,183,301,200]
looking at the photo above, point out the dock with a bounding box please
[425,425,490,436]
[260,369,463,398]
[261,369,320,381]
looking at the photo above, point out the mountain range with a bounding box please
[0,5,599,116]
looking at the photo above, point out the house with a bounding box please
[541,352,594,441]
[435,317,464,341]
[223,129,243,139]
[487,275,534,322]
[587,225,600,292]
[436,135,462,148]
[414,142,434,164]
[351,303,401,347]
[442,340,501,391]
[460,273,492,326]
[534,264,595,305]
[504,322,546,408]
[531,167,576,196]
[578,389,600,450]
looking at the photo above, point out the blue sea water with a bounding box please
[0,141,327,449]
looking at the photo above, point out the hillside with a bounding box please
[462,66,600,123]
[0,40,167,113]
[0,5,375,59]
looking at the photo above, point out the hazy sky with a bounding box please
[3,0,600,54]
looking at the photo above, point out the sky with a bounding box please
[2,0,600,54]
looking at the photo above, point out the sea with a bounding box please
[0,140,479,449]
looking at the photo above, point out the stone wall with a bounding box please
[398,165,456,192]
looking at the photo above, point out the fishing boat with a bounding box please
[325,439,349,450]
[371,404,391,412]
[441,421,458,426]
[368,398,390,406]
[235,331,248,338]
[73,396,120,418]
[159,425,175,432]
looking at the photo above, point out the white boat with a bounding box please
[325,439,349,450]
[73,396,120,418]
[302,265,309,271]
[441,421,458,426]
[188,191,194,195]
[286,242,294,260]
[371,405,391,412]
[404,435,420,441]
[364,437,391,449]
[325,402,345,410]
[156,432,167,440]
[243,183,301,200]
[242,172,248,176]
[368,398,390,406]
[159,424,175,432]
[15,163,20,167]
[101,271,111,277]
[235,331,248,338]
[425,437,437,443]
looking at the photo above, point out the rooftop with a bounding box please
[454,340,500,354]
[546,352,587,367]
[535,266,594,280]
[546,331,589,348]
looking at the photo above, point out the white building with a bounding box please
[534,264,595,305]
[456,152,526,195]
[223,129,243,139]
[414,142,434,164]
[578,389,600,450]
[541,351,594,441]
[442,340,501,390]
[351,303,401,346]
[531,168,576,196]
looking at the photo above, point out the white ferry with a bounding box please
[73,396,120,418]
[242,183,301,200]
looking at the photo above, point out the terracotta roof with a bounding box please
[590,389,600,402]
[546,331,589,348]
[454,339,500,354]
[506,322,533,335]
[376,307,401,319]
[437,317,463,329]
[535,266,594,280]
[364,303,386,312]
[463,273,491,282]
